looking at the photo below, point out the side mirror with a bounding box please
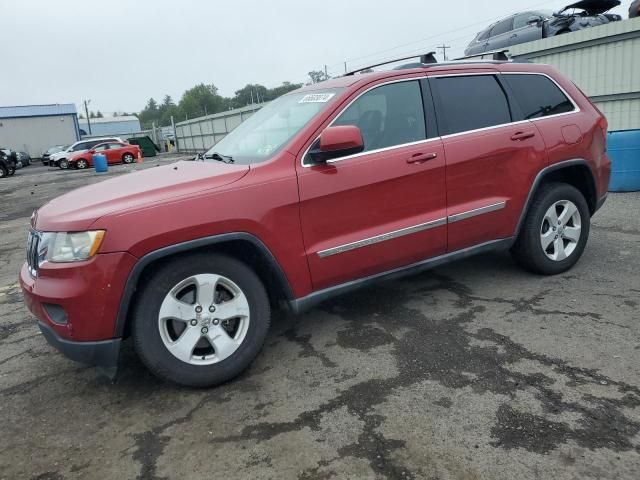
[527,15,543,25]
[308,125,364,164]
[89,149,96,154]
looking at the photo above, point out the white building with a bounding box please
[0,104,80,157]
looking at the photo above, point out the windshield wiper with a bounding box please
[206,152,235,164]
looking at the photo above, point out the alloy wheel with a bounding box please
[158,273,251,365]
[540,200,582,261]
[77,160,88,169]
[123,154,134,163]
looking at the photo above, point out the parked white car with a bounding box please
[49,137,125,169]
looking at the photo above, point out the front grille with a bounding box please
[26,230,40,276]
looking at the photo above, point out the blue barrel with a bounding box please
[93,154,108,173]
[608,130,640,192]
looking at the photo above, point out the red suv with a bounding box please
[20,59,610,387]
[68,141,142,169]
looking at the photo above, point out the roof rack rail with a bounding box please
[454,49,511,62]
[345,52,437,76]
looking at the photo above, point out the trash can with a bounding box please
[608,130,640,192]
[93,153,108,173]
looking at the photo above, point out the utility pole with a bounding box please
[437,44,451,61]
[324,64,328,78]
[83,100,92,135]
[344,61,347,74]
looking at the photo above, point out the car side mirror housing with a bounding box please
[308,125,364,164]
[527,15,543,25]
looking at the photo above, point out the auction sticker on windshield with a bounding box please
[299,93,335,103]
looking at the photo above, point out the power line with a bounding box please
[437,44,451,61]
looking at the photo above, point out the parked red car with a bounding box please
[67,141,141,169]
[21,58,610,387]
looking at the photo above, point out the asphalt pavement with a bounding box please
[0,157,639,479]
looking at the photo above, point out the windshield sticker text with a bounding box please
[299,93,335,104]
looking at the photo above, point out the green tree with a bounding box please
[138,98,160,128]
[231,84,269,108]
[178,84,225,119]
[158,95,181,126]
[268,81,303,99]
[96,110,104,118]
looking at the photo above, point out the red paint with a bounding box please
[68,142,142,168]
[319,125,364,153]
[21,62,611,343]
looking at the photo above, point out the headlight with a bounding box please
[37,231,105,264]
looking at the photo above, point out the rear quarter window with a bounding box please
[504,74,575,119]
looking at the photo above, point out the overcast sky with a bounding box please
[0,0,629,114]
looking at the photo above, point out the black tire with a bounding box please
[0,165,7,178]
[132,253,271,387]
[8,166,15,176]
[511,182,590,275]
[59,159,69,169]
[76,159,88,169]
[122,153,135,164]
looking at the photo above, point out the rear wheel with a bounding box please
[132,253,271,387]
[512,183,590,275]
[122,153,135,164]
[59,159,69,169]
[8,165,15,176]
[0,165,6,178]
[76,159,88,169]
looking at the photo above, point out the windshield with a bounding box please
[204,88,343,164]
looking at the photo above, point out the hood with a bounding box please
[50,149,73,160]
[560,0,620,14]
[35,161,250,231]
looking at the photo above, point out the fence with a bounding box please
[174,103,266,153]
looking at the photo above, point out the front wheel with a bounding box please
[0,165,7,178]
[122,153,135,164]
[512,183,590,275]
[59,159,69,169]
[132,253,271,387]
[76,159,88,169]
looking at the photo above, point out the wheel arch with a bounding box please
[515,159,598,237]
[115,233,294,338]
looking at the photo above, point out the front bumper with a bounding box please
[38,321,121,377]
[20,251,137,375]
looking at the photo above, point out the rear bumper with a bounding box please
[38,321,121,376]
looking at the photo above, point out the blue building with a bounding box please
[79,116,141,137]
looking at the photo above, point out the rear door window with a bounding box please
[430,75,512,135]
[490,18,514,37]
[504,74,576,119]
[332,80,426,153]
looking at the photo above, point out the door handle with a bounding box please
[510,34,518,38]
[510,131,536,141]
[407,152,437,164]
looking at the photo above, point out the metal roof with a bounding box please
[0,104,77,119]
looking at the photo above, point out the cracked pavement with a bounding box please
[1,161,639,479]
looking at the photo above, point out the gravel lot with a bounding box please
[1,158,639,480]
